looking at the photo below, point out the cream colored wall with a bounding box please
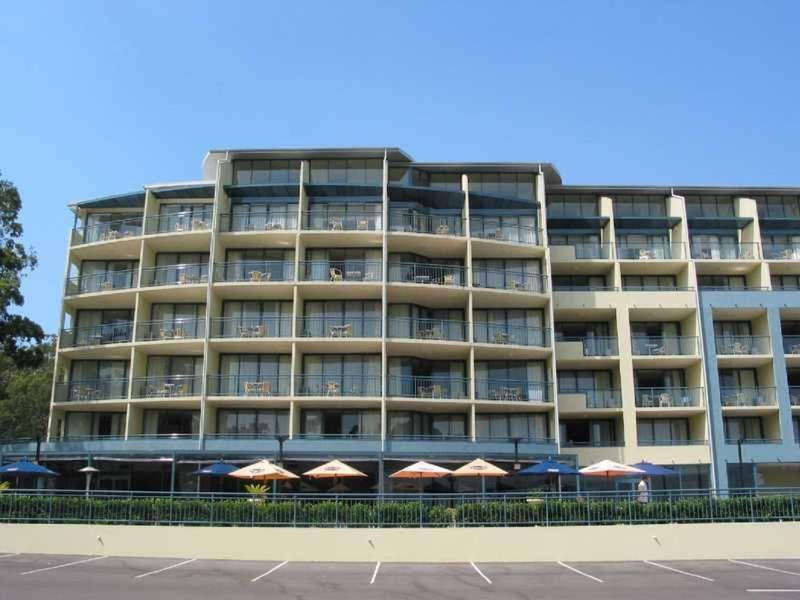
[4,522,797,562]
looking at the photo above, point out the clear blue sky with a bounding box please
[1,1,799,333]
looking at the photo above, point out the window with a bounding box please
[724,417,764,442]
[217,409,289,436]
[755,195,800,219]
[616,233,671,259]
[389,304,466,341]
[387,358,467,398]
[552,274,608,291]
[555,322,610,340]
[794,417,799,443]
[474,360,548,401]
[218,354,292,396]
[473,309,543,345]
[475,413,549,440]
[82,212,142,242]
[698,275,747,290]
[309,159,382,185]
[613,195,667,218]
[221,300,293,337]
[690,234,740,259]
[232,159,300,185]
[388,412,467,437]
[64,412,124,439]
[685,195,735,218]
[470,212,539,243]
[634,369,686,389]
[228,199,298,231]
[637,419,690,445]
[468,172,535,200]
[224,248,295,282]
[549,232,601,246]
[69,360,128,383]
[76,260,139,292]
[718,368,758,389]
[622,275,678,291]
[472,258,542,291]
[301,410,380,437]
[143,410,200,436]
[152,253,209,285]
[630,322,681,338]
[306,248,382,281]
[305,300,381,338]
[156,204,212,232]
[557,370,613,392]
[546,194,598,218]
[559,420,617,446]
[772,275,800,290]
[302,354,381,396]
[714,321,752,337]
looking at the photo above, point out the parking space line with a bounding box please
[370,561,381,584]
[644,560,714,582]
[731,560,800,577]
[470,562,492,584]
[557,561,604,583]
[0,553,20,559]
[747,591,800,594]
[21,555,108,575]
[251,560,288,583]
[134,558,196,579]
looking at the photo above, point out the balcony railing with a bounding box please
[715,335,771,355]
[207,375,291,397]
[549,242,613,260]
[295,375,382,397]
[561,440,624,448]
[388,262,464,286]
[144,211,212,235]
[135,318,205,341]
[219,212,298,232]
[302,210,382,232]
[72,216,143,245]
[720,387,777,407]
[131,375,203,398]
[631,336,698,356]
[725,437,782,445]
[140,264,208,287]
[472,268,547,293]
[387,317,467,342]
[65,269,139,295]
[294,433,381,441]
[299,261,382,282]
[53,378,129,402]
[59,322,133,348]
[214,261,295,283]
[638,439,706,446]
[616,242,684,260]
[210,316,293,338]
[299,316,382,338]
[558,336,618,356]
[553,284,620,292]
[389,211,465,236]
[474,324,548,347]
[782,336,800,355]
[763,243,800,261]
[470,221,541,245]
[634,387,703,408]
[691,241,760,260]
[474,379,552,403]
[387,376,469,400]
[788,387,800,406]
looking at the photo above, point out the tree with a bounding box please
[0,336,54,440]
[0,172,44,368]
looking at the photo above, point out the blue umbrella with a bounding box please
[517,460,579,475]
[191,461,237,477]
[0,461,59,477]
[630,461,676,476]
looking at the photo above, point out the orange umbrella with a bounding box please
[304,460,367,479]
[389,461,452,479]
[579,459,644,477]
[228,459,299,481]
[451,458,508,477]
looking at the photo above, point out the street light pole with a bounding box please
[512,437,522,470]
[737,438,744,488]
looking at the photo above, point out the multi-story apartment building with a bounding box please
[2,147,798,492]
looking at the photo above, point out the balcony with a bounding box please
[470,221,541,245]
[143,211,212,235]
[54,378,129,403]
[472,268,547,293]
[135,318,206,341]
[691,241,760,260]
[616,242,684,260]
[60,322,134,348]
[549,242,613,261]
[71,216,143,245]
[387,317,467,342]
[715,336,771,355]
[219,212,298,232]
[130,375,202,398]
[783,336,800,355]
[389,211,464,236]
[474,379,552,403]
[763,243,800,261]
[634,387,703,408]
[299,316,382,338]
[295,375,381,397]
[210,316,293,339]
[207,375,291,397]
[65,269,139,295]
[631,336,698,356]
[389,262,464,286]
[473,324,548,347]
[140,264,208,287]
[387,376,468,400]
[302,210,382,232]
[557,337,618,357]
[214,261,295,283]
[720,387,777,408]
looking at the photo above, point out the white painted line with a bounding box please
[134,558,196,579]
[747,591,800,594]
[0,553,20,559]
[731,559,800,577]
[470,562,492,584]
[558,561,604,583]
[644,560,714,582]
[370,561,381,585]
[251,560,288,583]
[21,555,107,575]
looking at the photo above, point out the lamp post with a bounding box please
[512,437,522,471]
[274,434,288,496]
[79,466,99,498]
[737,438,744,489]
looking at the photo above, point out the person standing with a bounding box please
[637,477,650,503]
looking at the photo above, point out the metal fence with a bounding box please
[0,488,797,528]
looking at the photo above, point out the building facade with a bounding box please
[2,147,798,492]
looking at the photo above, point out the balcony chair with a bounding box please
[356,219,370,230]
[328,217,344,231]
[494,331,512,344]
[191,219,209,231]
[436,223,450,235]
[658,393,673,408]
[325,381,340,396]
[329,268,343,282]
[248,270,266,282]
[441,273,456,286]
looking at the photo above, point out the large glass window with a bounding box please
[475,413,549,440]
[553,274,608,290]
[306,200,382,230]
[685,195,735,218]
[472,258,542,291]
[724,417,764,442]
[309,159,382,185]
[77,260,138,292]
[216,409,288,437]
[306,248,382,281]
[83,212,142,242]
[300,410,380,437]
[698,275,746,290]
[613,195,667,217]
[151,252,209,285]
[557,370,613,392]
[467,172,535,200]
[146,356,202,377]
[623,274,678,290]
[217,354,291,396]
[300,354,381,396]
[756,195,800,219]
[228,199,298,231]
[389,304,466,341]
[387,358,467,398]
[559,420,617,446]
[773,274,800,290]
[156,203,212,232]
[221,300,293,337]
[224,248,294,282]
[388,412,467,437]
[637,419,690,445]
[546,194,598,217]
[474,360,548,401]
[233,159,300,185]
[64,412,125,438]
[473,309,544,345]
[143,410,200,436]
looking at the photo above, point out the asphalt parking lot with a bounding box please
[1,553,799,599]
